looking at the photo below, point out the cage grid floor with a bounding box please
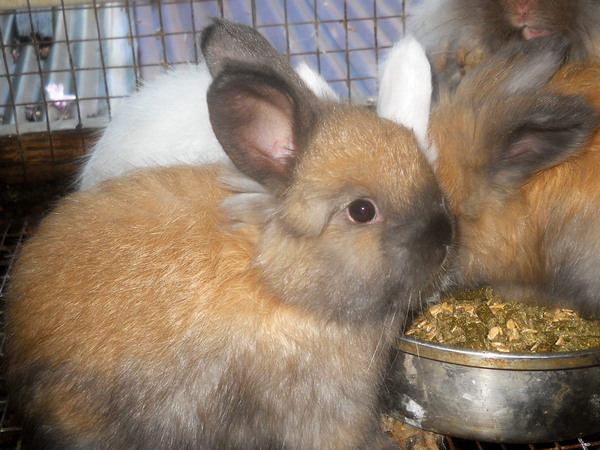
[0,184,599,450]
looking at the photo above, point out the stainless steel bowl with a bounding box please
[384,336,600,443]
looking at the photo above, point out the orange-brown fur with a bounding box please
[7,91,452,449]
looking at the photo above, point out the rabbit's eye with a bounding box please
[347,199,377,223]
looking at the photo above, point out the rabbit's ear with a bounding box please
[202,19,322,191]
[488,93,598,190]
[377,35,433,161]
[201,18,299,83]
[207,68,319,192]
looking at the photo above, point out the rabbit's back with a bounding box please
[9,165,258,447]
[77,64,225,190]
[10,165,242,355]
[7,164,389,449]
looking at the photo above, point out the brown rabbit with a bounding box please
[426,37,600,315]
[6,19,453,449]
[408,0,600,91]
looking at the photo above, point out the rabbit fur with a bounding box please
[379,36,600,316]
[408,0,600,91]
[6,19,454,449]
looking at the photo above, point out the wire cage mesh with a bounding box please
[0,0,406,184]
[0,1,600,449]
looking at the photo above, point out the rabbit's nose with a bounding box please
[428,210,454,250]
[402,205,454,267]
[418,209,454,264]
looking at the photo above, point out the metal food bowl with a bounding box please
[383,336,600,443]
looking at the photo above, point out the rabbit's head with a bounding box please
[203,20,454,323]
[430,39,596,221]
[428,38,600,306]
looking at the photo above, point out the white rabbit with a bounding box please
[77,57,338,190]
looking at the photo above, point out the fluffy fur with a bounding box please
[7,19,453,449]
[427,39,600,315]
[408,0,600,90]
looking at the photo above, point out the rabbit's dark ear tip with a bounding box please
[200,18,236,50]
[200,19,219,52]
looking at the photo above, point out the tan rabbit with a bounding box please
[424,38,600,315]
[408,0,600,91]
[6,19,453,449]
